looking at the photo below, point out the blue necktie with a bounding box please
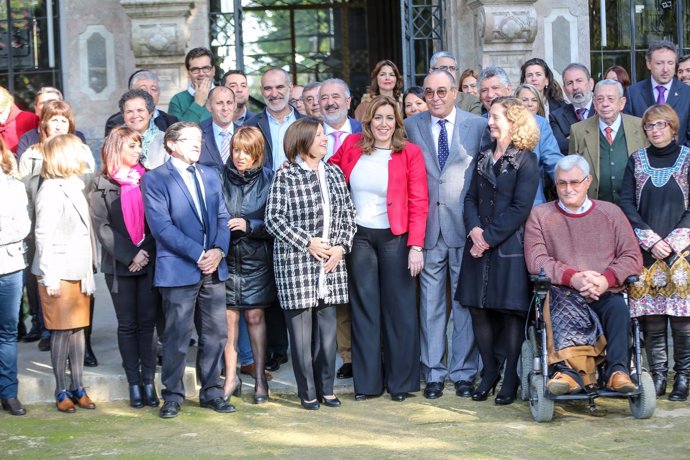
[187,165,209,245]
[437,119,449,170]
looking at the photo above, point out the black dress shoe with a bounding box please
[300,399,320,410]
[1,398,26,416]
[129,384,144,408]
[22,327,42,343]
[38,336,51,352]
[454,380,474,397]
[423,381,444,399]
[391,393,407,402]
[200,397,236,413]
[159,401,180,418]
[265,353,288,372]
[336,363,353,379]
[84,347,98,367]
[354,393,367,401]
[143,383,160,407]
[318,395,341,407]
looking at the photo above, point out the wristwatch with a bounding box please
[410,245,423,252]
[214,246,226,258]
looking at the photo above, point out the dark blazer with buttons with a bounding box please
[244,109,304,170]
[549,103,596,154]
[198,118,241,174]
[624,78,690,146]
[142,160,230,287]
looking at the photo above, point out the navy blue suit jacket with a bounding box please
[624,78,690,146]
[198,118,241,174]
[245,109,303,170]
[350,117,363,134]
[142,160,230,287]
[549,104,596,154]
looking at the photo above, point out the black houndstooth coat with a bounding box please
[265,162,356,311]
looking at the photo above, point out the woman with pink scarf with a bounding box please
[88,126,160,408]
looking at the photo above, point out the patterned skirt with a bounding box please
[628,253,690,317]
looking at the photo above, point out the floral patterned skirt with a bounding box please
[628,254,690,317]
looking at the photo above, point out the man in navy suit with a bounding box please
[221,70,256,126]
[549,63,596,154]
[317,78,361,379]
[624,40,690,146]
[142,121,233,418]
[198,86,239,174]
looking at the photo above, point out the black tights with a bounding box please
[642,315,690,334]
[245,309,267,392]
[470,308,526,397]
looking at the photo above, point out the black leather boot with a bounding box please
[669,330,690,402]
[84,298,98,367]
[644,329,668,396]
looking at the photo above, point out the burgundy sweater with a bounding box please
[524,200,643,288]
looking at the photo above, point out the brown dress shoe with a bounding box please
[240,363,273,381]
[547,372,579,395]
[607,371,636,393]
[56,393,76,413]
[71,389,96,409]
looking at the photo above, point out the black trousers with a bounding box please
[159,274,227,404]
[590,292,631,378]
[266,301,289,356]
[284,302,336,401]
[349,226,421,395]
[105,274,159,384]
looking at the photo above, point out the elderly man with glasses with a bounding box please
[524,154,643,395]
[428,51,482,115]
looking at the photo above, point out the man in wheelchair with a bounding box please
[524,155,643,395]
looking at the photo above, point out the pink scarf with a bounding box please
[112,164,146,246]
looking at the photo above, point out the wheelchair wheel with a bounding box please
[520,340,534,401]
[529,374,554,423]
[629,371,656,419]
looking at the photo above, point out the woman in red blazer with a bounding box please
[329,95,428,401]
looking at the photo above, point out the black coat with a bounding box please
[549,103,596,154]
[222,164,277,307]
[456,145,540,312]
[88,174,156,280]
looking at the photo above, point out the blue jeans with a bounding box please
[0,270,23,399]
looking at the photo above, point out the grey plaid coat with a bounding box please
[265,162,356,311]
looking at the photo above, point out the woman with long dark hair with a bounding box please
[354,60,404,121]
[520,58,565,117]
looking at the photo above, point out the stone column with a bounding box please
[120,0,195,105]
[467,0,538,84]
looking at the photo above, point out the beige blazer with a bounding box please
[31,177,94,290]
[568,113,647,198]
[0,173,30,275]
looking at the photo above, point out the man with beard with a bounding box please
[625,40,690,146]
[221,70,256,125]
[169,48,215,123]
[245,67,301,373]
[550,63,596,154]
[317,78,361,380]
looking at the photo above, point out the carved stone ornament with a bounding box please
[469,0,538,45]
[120,0,193,60]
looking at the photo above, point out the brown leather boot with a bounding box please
[71,387,96,409]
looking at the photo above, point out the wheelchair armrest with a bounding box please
[624,275,639,286]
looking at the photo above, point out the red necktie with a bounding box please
[605,126,614,145]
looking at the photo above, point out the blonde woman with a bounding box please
[514,83,546,117]
[32,134,96,413]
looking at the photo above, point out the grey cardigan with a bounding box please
[0,173,30,275]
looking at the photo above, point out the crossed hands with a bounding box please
[129,249,150,272]
[308,237,344,273]
[198,248,224,275]
[571,270,609,302]
[469,227,490,258]
[650,233,673,260]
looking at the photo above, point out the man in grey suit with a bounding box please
[404,70,486,399]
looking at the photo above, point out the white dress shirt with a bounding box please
[324,118,353,160]
[430,107,457,155]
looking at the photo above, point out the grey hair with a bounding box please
[35,86,63,101]
[477,66,511,88]
[646,40,677,61]
[562,63,591,81]
[129,70,160,89]
[555,155,591,177]
[424,69,457,88]
[303,81,323,93]
[262,67,291,85]
[429,51,457,69]
[319,78,351,98]
[594,79,624,98]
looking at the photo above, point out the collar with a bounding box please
[558,196,592,214]
[212,122,234,137]
[170,156,195,174]
[599,113,622,131]
[324,118,352,135]
[296,155,325,174]
[430,106,457,127]
[186,83,215,97]
[574,100,594,112]
[650,77,673,92]
[267,107,296,125]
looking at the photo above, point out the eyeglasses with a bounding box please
[424,88,450,99]
[431,65,457,72]
[189,65,213,75]
[289,98,303,105]
[555,175,590,188]
[643,120,669,132]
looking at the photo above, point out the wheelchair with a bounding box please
[520,269,656,422]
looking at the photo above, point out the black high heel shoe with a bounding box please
[317,394,341,407]
[254,378,269,404]
[495,385,518,405]
[129,384,144,408]
[224,376,242,401]
[472,373,501,401]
